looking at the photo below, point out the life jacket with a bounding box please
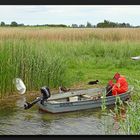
[112,76,128,96]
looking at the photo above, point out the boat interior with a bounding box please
[47,94,100,104]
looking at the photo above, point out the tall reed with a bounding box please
[0,27,140,98]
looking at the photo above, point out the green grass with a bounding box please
[101,76,140,135]
[0,39,140,97]
[0,28,140,98]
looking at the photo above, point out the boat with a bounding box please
[37,85,134,113]
[131,56,140,60]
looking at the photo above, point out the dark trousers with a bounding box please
[106,84,112,96]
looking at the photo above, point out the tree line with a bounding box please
[0,20,139,28]
[72,20,139,28]
[96,20,131,28]
[0,21,24,27]
[0,21,68,27]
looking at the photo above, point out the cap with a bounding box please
[113,73,120,80]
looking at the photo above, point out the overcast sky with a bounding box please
[0,5,140,26]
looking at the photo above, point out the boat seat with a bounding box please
[69,96,79,102]
[81,94,91,99]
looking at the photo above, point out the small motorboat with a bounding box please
[37,85,134,113]
[131,56,140,60]
[14,78,134,114]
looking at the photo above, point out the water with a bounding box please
[0,95,121,135]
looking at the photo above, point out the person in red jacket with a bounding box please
[106,73,128,96]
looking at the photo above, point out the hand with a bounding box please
[108,80,114,87]
[114,83,120,88]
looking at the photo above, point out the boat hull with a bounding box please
[37,86,133,113]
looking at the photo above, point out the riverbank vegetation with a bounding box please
[0,27,140,98]
[0,27,140,134]
[115,78,140,134]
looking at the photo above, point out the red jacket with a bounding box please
[112,76,128,96]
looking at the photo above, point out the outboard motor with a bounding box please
[40,86,51,105]
[24,86,51,109]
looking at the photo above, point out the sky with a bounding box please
[0,5,140,26]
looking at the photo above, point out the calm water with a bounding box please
[0,95,122,135]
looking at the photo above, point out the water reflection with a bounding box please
[16,95,26,108]
[38,108,105,135]
[0,96,118,135]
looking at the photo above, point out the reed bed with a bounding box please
[0,27,140,98]
[100,75,140,135]
[115,77,140,135]
[1,27,140,41]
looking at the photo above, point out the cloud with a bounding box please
[0,5,140,25]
